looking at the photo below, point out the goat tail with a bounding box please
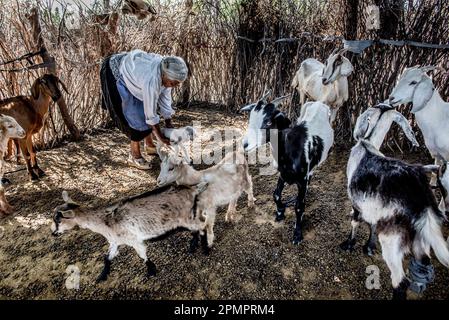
[417,209,449,268]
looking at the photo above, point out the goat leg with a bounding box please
[189,231,200,253]
[340,207,361,252]
[200,231,210,256]
[392,278,410,300]
[292,179,308,245]
[273,177,286,222]
[19,139,38,180]
[145,260,157,277]
[27,136,45,177]
[96,255,112,283]
[362,223,377,256]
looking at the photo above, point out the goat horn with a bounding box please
[271,94,291,107]
[260,89,271,102]
[338,48,349,55]
[240,103,257,113]
[330,47,340,56]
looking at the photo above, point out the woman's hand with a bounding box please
[151,124,171,145]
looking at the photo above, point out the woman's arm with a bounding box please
[158,87,175,121]
[143,82,170,144]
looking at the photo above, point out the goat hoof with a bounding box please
[202,246,211,256]
[292,235,303,245]
[146,262,157,277]
[35,169,46,178]
[275,212,285,222]
[340,239,356,252]
[30,174,39,181]
[95,273,108,283]
[362,244,376,256]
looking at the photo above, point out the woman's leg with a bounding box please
[144,134,155,148]
[130,140,142,159]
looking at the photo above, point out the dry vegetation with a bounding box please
[0,0,448,147]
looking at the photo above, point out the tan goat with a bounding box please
[0,74,68,180]
[157,143,255,248]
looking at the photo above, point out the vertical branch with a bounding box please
[26,7,80,140]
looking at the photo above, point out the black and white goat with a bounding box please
[341,103,420,256]
[342,104,449,299]
[241,93,334,244]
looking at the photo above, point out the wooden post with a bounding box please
[26,7,80,140]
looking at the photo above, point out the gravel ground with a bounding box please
[0,106,447,300]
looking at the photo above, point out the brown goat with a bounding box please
[0,74,68,180]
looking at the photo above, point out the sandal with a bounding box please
[128,154,151,170]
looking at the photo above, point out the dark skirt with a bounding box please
[100,56,152,142]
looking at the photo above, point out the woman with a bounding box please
[100,49,188,169]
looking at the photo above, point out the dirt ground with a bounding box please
[0,106,448,300]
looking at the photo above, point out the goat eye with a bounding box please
[409,81,417,85]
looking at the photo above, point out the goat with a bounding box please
[389,65,449,186]
[291,48,353,123]
[51,184,208,283]
[341,103,419,256]
[342,109,449,299]
[156,142,254,248]
[0,114,26,177]
[122,0,157,20]
[162,126,196,163]
[0,74,68,180]
[0,115,26,216]
[241,94,334,245]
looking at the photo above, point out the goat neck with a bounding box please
[32,91,53,118]
[176,163,204,186]
[72,209,108,234]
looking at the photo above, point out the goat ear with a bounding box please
[60,210,76,219]
[412,77,433,112]
[62,190,78,205]
[155,141,168,160]
[30,79,40,100]
[340,57,353,76]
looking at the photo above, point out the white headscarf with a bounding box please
[161,56,188,82]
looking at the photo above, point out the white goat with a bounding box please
[389,65,449,185]
[0,114,25,216]
[162,126,196,163]
[291,48,353,123]
[156,143,254,248]
[51,185,208,282]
